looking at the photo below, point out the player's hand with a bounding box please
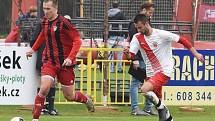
[123,46,129,53]
[62,58,72,67]
[132,60,140,70]
[26,49,34,60]
[123,47,130,59]
[195,53,204,62]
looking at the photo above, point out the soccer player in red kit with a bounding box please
[124,14,204,121]
[26,0,94,120]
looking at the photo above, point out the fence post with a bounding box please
[86,49,92,94]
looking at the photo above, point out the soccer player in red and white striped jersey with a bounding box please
[126,14,204,121]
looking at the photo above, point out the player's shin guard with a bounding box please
[145,91,164,109]
[33,95,45,119]
[74,91,87,103]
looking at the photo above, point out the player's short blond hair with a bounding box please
[29,6,37,13]
[44,0,58,7]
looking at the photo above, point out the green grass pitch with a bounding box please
[0,105,215,121]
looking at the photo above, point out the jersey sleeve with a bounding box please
[129,35,140,55]
[32,31,45,51]
[63,21,82,61]
[177,36,192,49]
[159,29,180,42]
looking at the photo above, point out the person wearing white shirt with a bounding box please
[124,14,204,121]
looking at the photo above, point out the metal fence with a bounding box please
[197,0,215,41]
[153,0,174,21]
[55,48,137,105]
[1,0,215,42]
[0,0,12,36]
[62,0,214,41]
[58,0,78,18]
[71,18,192,39]
[81,0,174,21]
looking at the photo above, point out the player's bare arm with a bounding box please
[189,47,204,62]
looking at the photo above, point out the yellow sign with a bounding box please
[162,86,215,105]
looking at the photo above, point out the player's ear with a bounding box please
[145,22,150,27]
[142,8,146,13]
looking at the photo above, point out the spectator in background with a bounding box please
[108,1,125,73]
[5,6,37,43]
[128,2,157,116]
[16,6,38,26]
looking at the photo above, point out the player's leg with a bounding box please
[144,91,173,121]
[33,75,54,120]
[130,77,149,115]
[32,64,57,121]
[58,68,95,112]
[46,82,58,115]
[138,60,157,115]
[144,97,158,115]
[141,72,173,121]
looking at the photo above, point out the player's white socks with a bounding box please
[145,91,164,109]
[145,91,173,121]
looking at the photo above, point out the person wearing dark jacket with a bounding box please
[128,2,157,116]
[108,1,125,73]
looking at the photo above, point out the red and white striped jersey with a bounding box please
[129,28,180,77]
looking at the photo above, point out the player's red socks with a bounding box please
[33,94,45,119]
[74,91,87,103]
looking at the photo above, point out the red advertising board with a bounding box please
[198,4,215,22]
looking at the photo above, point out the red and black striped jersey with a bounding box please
[32,15,82,68]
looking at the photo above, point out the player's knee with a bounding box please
[39,86,50,96]
[140,86,148,94]
[140,82,154,93]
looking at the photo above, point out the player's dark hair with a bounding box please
[134,14,149,24]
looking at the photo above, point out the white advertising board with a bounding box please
[0,46,38,105]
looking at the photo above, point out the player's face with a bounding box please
[135,21,149,35]
[43,1,58,20]
[139,7,154,18]
[146,7,154,18]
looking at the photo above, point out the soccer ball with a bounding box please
[10,117,25,121]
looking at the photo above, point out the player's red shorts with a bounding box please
[147,72,170,98]
[41,62,75,86]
